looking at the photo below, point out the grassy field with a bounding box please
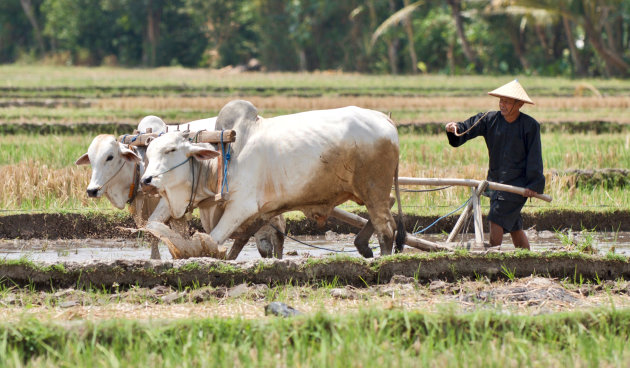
[0,265,629,367]
[3,96,630,125]
[3,65,629,91]
[0,132,627,214]
[0,66,627,214]
[1,307,628,367]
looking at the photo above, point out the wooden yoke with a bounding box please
[117,129,236,147]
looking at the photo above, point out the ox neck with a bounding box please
[186,158,220,209]
[103,159,137,209]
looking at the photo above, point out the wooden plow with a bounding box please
[396,177,553,251]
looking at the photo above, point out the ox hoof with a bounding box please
[192,232,227,259]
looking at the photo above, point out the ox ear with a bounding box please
[119,143,142,162]
[187,145,220,160]
[75,153,90,166]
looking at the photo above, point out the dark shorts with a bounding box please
[487,199,527,234]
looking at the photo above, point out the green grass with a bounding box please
[2,65,629,93]
[0,134,93,167]
[0,131,628,213]
[400,132,630,170]
[0,308,629,367]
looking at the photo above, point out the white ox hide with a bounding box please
[76,115,285,260]
[141,100,405,258]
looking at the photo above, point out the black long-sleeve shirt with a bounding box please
[447,111,545,201]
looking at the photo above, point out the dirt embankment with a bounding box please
[0,210,628,240]
[0,253,629,290]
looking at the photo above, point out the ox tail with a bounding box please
[394,163,406,252]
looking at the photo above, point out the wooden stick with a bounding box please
[472,191,482,244]
[446,201,472,242]
[330,208,451,252]
[398,177,552,202]
[118,129,236,146]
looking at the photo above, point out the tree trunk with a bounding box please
[506,18,531,73]
[145,0,161,67]
[297,49,307,71]
[446,0,480,72]
[447,37,455,75]
[534,24,552,58]
[562,15,586,76]
[19,0,45,55]
[387,0,399,74]
[402,0,418,74]
[582,13,629,77]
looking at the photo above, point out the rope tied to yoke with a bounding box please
[185,130,206,213]
[220,129,231,196]
[126,157,140,205]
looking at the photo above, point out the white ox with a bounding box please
[140,100,405,258]
[76,115,285,260]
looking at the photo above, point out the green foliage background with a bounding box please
[2,0,630,77]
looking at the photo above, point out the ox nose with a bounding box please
[142,176,153,185]
[87,188,99,197]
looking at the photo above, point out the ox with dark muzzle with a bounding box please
[140,100,405,258]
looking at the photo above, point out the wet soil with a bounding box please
[1,210,628,240]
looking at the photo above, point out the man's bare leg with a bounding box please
[510,230,530,250]
[489,221,504,247]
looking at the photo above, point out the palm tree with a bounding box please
[371,0,480,73]
[20,0,46,55]
[493,0,629,76]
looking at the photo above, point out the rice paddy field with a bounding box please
[1,65,630,367]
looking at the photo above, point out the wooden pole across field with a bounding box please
[398,177,552,202]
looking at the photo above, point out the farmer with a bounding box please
[445,80,545,250]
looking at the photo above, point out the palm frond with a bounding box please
[371,0,425,46]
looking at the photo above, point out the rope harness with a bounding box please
[185,130,206,214]
[219,130,231,196]
[149,129,232,214]
[270,224,379,253]
[99,154,129,194]
[453,111,490,137]
[126,161,140,204]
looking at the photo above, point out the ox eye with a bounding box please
[106,155,113,161]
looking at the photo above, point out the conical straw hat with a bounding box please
[488,79,534,105]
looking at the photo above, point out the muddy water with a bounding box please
[0,231,628,262]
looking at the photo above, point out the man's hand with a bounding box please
[523,188,537,197]
[445,122,458,133]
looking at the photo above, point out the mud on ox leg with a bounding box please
[352,196,397,257]
[199,204,286,260]
[198,201,272,257]
[223,216,286,260]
